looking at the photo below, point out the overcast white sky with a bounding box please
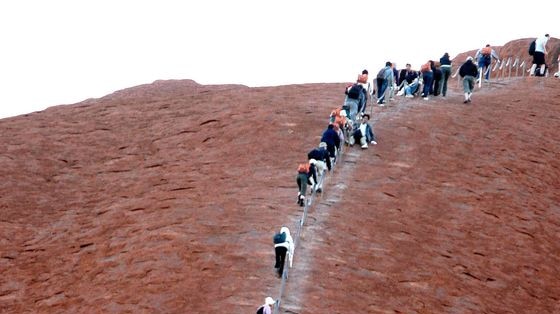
[0,0,557,119]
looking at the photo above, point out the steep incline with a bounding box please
[282,77,560,313]
[1,76,559,313]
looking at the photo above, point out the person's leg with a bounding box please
[360,89,367,113]
[410,81,418,96]
[296,175,302,197]
[376,78,384,99]
[378,79,388,103]
[530,64,537,76]
[462,77,470,102]
[297,173,307,205]
[536,52,546,75]
[484,59,491,80]
[477,59,485,79]
[432,75,439,96]
[353,129,362,144]
[441,67,450,96]
[388,80,395,100]
[422,73,433,98]
[360,136,368,148]
[314,160,326,175]
[274,246,282,268]
[327,144,336,164]
[313,161,325,192]
[530,53,541,75]
[349,99,358,121]
[467,77,474,101]
[277,246,287,277]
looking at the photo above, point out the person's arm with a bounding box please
[492,50,500,62]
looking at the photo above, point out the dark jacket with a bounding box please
[320,126,341,149]
[402,70,419,84]
[440,54,451,66]
[459,60,478,77]
[307,147,332,171]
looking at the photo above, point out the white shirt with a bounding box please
[359,123,367,137]
[535,36,549,53]
[274,227,294,267]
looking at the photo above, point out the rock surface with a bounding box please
[1,75,559,312]
[452,38,560,74]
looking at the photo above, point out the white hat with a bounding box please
[265,297,275,305]
[466,56,473,61]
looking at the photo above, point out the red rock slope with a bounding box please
[1,75,559,313]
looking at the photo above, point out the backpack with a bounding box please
[346,84,362,99]
[297,163,310,173]
[273,232,286,244]
[376,67,386,79]
[256,306,264,314]
[481,46,492,56]
[528,40,536,56]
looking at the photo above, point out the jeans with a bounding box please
[478,57,491,80]
[422,72,433,97]
[344,97,359,121]
[405,81,419,96]
[376,78,388,103]
[296,173,308,196]
[359,90,367,114]
[440,66,451,96]
[463,76,475,93]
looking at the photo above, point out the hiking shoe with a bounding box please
[405,94,413,98]
[371,141,377,145]
[463,100,468,104]
[316,188,322,193]
[423,97,429,100]
[361,143,368,149]
[378,103,385,107]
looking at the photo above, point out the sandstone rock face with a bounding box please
[1,76,559,313]
[452,38,560,73]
